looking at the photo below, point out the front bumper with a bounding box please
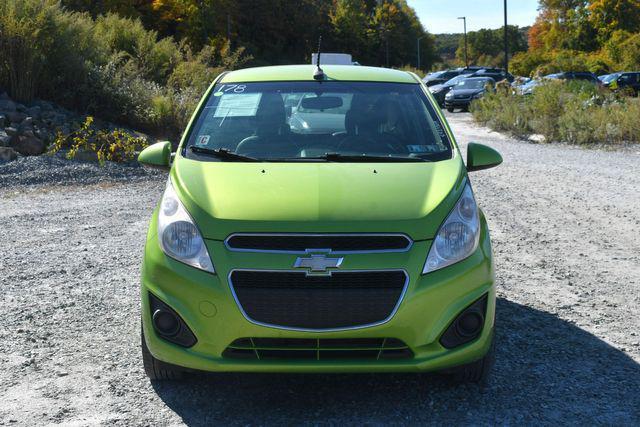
[445,98,474,108]
[141,212,496,373]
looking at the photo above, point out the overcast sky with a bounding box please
[407,0,540,34]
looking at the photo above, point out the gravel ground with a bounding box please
[1,113,639,425]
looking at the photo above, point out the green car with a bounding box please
[138,64,502,383]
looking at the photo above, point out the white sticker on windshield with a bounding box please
[195,135,210,146]
[213,93,262,117]
[407,145,438,153]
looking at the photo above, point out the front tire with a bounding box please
[449,337,495,385]
[141,325,186,380]
[446,106,455,113]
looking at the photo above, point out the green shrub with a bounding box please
[472,80,640,145]
[0,0,250,140]
[49,116,148,164]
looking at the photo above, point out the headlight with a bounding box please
[157,178,215,273]
[423,183,480,274]
[445,92,454,99]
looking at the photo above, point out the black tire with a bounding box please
[141,325,186,380]
[446,107,455,113]
[449,336,495,385]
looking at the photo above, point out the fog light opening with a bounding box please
[439,294,488,349]
[153,309,181,337]
[455,310,484,337]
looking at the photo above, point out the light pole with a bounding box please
[503,0,509,73]
[417,35,428,70]
[458,17,468,68]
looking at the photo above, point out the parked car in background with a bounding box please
[445,77,495,112]
[519,71,600,95]
[422,66,484,87]
[601,72,640,95]
[469,68,514,83]
[552,71,600,85]
[422,69,462,87]
[428,74,470,106]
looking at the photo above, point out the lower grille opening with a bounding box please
[222,338,413,361]
[230,270,408,330]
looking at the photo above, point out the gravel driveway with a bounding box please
[1,113,639,425]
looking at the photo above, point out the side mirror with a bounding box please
[138,141,172,168]
[466,142,502,172]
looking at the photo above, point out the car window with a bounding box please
[444,75,466,86]
[456,79,491,89]
[184,81,452,161]
[603,73,621,83]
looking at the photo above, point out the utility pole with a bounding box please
[458,17,468,68]
[503,0,509,73]
[417,35,427,70]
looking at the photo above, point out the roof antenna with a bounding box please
[313,35,324,81]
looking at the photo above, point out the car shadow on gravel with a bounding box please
[151,298,640,424]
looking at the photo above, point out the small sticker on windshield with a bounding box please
[213,91,223,97]
[407,145,437,153]
[195,135,210,146]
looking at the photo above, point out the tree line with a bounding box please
[60,0,438,70]
[511,0,640,76]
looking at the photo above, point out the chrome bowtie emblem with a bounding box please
[294,254,343,274]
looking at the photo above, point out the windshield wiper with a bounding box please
[189,146,259,162]
[309,153,428,162]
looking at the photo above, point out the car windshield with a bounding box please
[443,75,466,86]
[456,79,491,89]
[184,81,452,161]
[602,73,621,83]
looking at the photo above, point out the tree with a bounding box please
[455,26,528,67]
[588,0,640,42]
[329,0,370,60]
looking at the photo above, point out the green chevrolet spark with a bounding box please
[138,64,502,383]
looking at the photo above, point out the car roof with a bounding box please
[464,76,494,81]
[220,65,418,84]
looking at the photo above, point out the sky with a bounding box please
[407,0,540,34]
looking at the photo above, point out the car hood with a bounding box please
[170,155,466,240]
[430,84,450,92]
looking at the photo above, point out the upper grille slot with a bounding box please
[225,233,412,253]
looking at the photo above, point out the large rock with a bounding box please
[18,117,34,133]
[0,99,17,112]
[33,100,54,111]
[0,129,15,147]
[14,135,45,156]
[7,111,27,123]
[0,146,18,162]
[26,106,41,120]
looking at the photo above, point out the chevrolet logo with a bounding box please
[294,254,343,274]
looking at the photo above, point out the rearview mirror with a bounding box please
[300,96,343,110]
[138,141,172,168]
[466,142,502,172]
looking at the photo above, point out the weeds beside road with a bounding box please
[0,113,639,425]
[472,81,640,145]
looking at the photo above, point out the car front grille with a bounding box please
[229,270,408,331]
[222,337,413,361]
[225,233,412,253]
